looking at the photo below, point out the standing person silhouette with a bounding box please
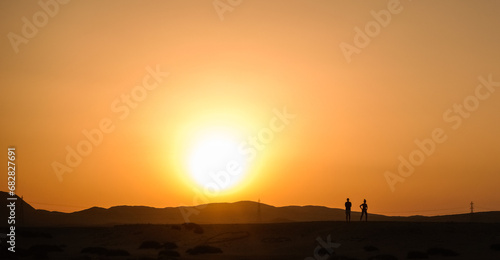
[360,199,368,221]
[345,198,352,222]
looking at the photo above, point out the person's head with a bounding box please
[364,199,366,202]
[347,198,349,201]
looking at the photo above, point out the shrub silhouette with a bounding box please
[171,224,181,230]
[407,251,428,259]
[163,241,178,250]
[182,222,204,234]
[427,247,458,256]
[81,247,108,255]
[159,249,180,257]
[186,245,222,255]
[364,245,379,252]
[106,249,130,256]
[139,240,163,249]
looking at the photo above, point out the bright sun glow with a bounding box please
[186,128,249,193]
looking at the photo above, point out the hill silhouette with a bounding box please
[1,192,499,227]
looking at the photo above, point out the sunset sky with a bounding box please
[1,0,499,216]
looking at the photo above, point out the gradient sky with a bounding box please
[1,0,499,216]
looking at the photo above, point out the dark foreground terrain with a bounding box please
[2,221,500,260]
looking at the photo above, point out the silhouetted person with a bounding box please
[345,198,352,222]
[360,199,368,221]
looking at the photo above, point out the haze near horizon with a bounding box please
[1,0,499,217]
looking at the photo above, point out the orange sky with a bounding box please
[1,0,499,216]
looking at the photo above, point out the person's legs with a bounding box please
[360,210,368,221]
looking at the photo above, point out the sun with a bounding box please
[185,127,249,194]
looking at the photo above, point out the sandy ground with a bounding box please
[2,221,500,260]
